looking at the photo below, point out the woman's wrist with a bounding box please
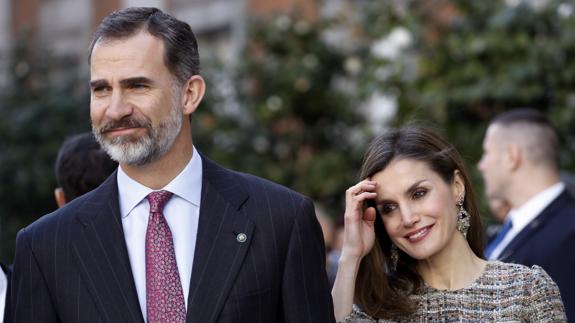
[338,252,362,269]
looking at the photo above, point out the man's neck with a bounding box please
[508,169,561,209]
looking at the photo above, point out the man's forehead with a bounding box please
[91,31,164,60]
[90,32,167,79]
[485,124,504,142]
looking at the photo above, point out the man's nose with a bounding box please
[106,90,133,120]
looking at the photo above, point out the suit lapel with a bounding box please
[187,156,253,323]
[71,174,144,323]
[499,191,568,262]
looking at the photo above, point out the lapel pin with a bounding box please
[236,233,247,243]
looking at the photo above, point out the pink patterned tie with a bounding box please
[145,190,186,323]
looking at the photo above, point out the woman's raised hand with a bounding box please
[341,179,378,262]
[332,179,379,321]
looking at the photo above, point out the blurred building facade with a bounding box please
[0,0,319,87]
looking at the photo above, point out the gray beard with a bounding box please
[93,101,182,166]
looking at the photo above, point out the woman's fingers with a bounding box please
[345,180,377,222]
[346,180,377,198]
[341,180,379,260]
[363,205,376,224]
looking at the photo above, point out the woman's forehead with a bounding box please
[372,159,441,194]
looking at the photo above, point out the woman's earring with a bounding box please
[457,196,471,238]
[390,244,399,271]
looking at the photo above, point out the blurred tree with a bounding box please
[193,14,369,218]
[0,39,90,261]
[353,0,575,215]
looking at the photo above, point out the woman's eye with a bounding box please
[412,189,427,199]
[380,204,397,215]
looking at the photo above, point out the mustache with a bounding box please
[97,117,151,134]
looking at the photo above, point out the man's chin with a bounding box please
[103,133,145,145]
[102,140,157,165]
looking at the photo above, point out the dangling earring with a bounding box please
[457,196,471,238]
[390,244,399,271]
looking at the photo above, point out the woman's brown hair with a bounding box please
[355,125,484,319]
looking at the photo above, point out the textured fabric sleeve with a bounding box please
[10,228,59,323]
[281,197,335,323]
[337,304,378,323]
[529,265,567,322]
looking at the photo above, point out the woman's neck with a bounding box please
[417,233,486,291]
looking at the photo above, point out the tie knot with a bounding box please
[147,190,173,213]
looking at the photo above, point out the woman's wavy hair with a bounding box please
[355,125,484,319]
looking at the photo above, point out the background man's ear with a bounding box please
[506,143,522,171]
[54,187,67,208]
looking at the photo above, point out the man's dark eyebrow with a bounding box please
[89,79,109,89]
[120,77,154,87]
[89,77,155,90]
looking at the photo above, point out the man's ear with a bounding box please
[505,143,522,171]
[181,75,206,116]
[54,187,67,208]
[452,169,466,202]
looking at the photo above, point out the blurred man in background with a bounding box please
[478,108,575,320]
[54,132,118,207]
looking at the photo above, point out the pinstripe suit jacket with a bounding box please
[10,155,335,323]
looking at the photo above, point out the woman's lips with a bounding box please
[404,224,434,243]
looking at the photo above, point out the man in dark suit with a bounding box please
[10,7,334,323]
[478,108,575,321]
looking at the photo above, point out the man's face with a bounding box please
[478,124,508,199]
[89,31,183,166]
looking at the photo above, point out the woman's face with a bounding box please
[372,158,465,261]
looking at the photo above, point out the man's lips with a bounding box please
[404,224,434,243]
[104,126,142,135]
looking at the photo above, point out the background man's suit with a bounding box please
[10,155,335,322]
[499,190,575,320]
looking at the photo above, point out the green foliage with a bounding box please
[193,15,368,216]
[353,0,575,216]
[0,41,90,261]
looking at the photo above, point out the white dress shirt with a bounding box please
[0,266,6,323]
[118,147,202,321]
[489,182,564,260]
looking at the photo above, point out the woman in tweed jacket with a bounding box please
[332,126,566,322]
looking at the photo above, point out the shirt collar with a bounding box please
[117,146,203,218]
[509,182,565,230]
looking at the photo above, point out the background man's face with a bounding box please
[89,31,183,166]
[478,125,509,200]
